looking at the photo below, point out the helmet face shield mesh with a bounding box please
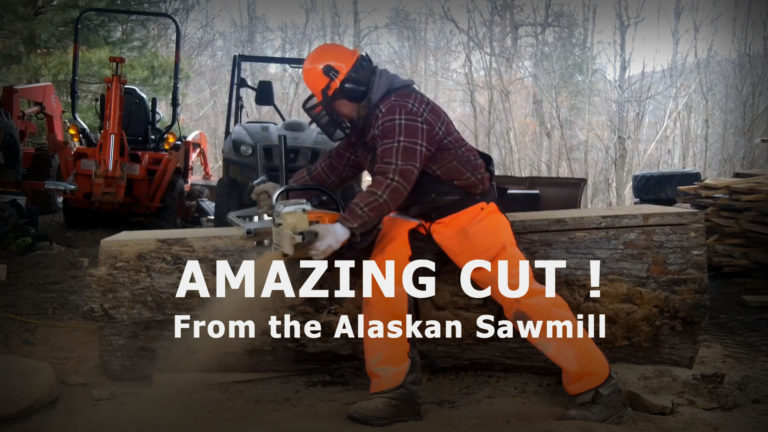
[302,93,351,142]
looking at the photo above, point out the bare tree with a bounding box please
[582,0,597,205]
[611,0,645,205]
[689,0,719,174]
[150,0,768,196]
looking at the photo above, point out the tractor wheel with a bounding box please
[36,192,62,215]
[0,109,22,181]
[29,151,63,215]
[186,185,210,201]
[154,175,185,229]
[213,176,243,227]
[62,199,95,229]
[632,170,702,205]
[185,185,212,226]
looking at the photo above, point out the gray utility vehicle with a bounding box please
[214,54,358,226]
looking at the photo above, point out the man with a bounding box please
[252,43,631,427]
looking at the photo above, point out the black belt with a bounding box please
[397,172,496,221]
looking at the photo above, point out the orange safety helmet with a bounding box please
[301,43,374,141]
[302,43,361,101]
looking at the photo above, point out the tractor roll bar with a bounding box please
[70,8,182,146]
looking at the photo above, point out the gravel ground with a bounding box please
[1,213,767,431]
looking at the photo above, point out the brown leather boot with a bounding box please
[560,375,632,424]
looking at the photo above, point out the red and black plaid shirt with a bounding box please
[290,89,489,234]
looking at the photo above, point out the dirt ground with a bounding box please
[1,213,767,431]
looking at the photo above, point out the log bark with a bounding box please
[87,205,708,379]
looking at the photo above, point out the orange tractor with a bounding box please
[61,8,213,227]
[0,82,70,215]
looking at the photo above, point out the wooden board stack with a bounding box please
[678,174,768,272]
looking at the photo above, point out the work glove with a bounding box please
[307,222,351,260]
[249,181,281,212]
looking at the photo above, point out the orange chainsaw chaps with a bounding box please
[429,202,610,395]
[363,214,421,394]
[364,202,609,397]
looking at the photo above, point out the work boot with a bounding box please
[347,394,421,427]
[348,351,422,427]
[560,375,632,424]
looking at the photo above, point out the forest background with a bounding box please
[2,0,766,207]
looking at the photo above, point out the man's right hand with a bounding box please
[249,181,281,213]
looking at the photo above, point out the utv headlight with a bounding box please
[238,143,254,157]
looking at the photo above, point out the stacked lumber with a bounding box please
[678,175,768,272]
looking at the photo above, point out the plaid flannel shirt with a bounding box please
[290,89,490,234]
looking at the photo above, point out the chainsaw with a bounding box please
[226,178,344,258]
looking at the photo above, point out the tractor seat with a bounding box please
[122,86,152,150]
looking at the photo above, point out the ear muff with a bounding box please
[333,53,373,103]
[337,79,369,103]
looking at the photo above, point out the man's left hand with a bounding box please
[307,222,351,260]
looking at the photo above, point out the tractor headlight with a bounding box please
[67,124,81,143]
[164,132,178,150]
[237,142,254,157]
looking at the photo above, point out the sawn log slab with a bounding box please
[87,204,708,379]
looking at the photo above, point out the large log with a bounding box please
[507,206,708,367]
[86,205,708,379]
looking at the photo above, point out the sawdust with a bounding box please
[155,250,284,373]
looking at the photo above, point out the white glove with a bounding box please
[249,181,281,212]
[307,222,351,260]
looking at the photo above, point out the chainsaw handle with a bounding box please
[251,175,269,188]
[226,205,262,227]
[299,229,318,245]
[273,185,344,213]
